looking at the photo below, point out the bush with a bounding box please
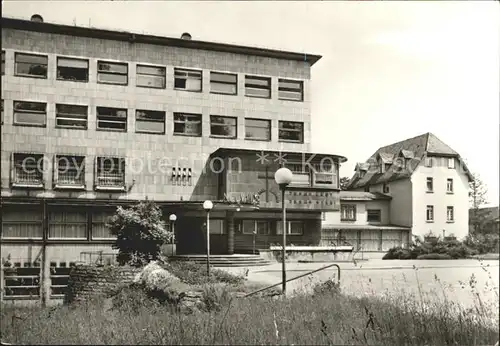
[106,200,173,267]
[164,261,245,286]
[416,253,453,260]
[111,284,161,313]
[201,284,232,312]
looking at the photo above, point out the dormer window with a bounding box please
[447,158,455,169]
[424,157,433,167]
[377,153,393,174]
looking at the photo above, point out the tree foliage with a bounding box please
[469,172,489,235]
[106,200,173,267]
[339,177,351,190]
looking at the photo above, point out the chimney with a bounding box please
[180,32,192,40]
[30,14,44,23]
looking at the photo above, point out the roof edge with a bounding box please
[1,16,322,66]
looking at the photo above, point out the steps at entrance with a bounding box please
[169,254,272,267]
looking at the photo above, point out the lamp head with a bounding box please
[169,214,177,222]
[274,167,293,186]
[203,200,213,211]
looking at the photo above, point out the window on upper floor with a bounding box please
[174,68,202,91]
[245,75,271,98]
[245,118,271,141]
[242,220,270,235]
[276,220,304,235]
[13,101,47,127]
[1,51,5,75]
[278,79,303,101]
[94,157,126,191]
[341,205,356,221]
[426,205,434,222]
[426,177,433,192]
[14,52,48,78]
[284,161,338,188]
[136,64,166,89]
[11,153,44,188]
[424,156,433,167]
[55,104,88,129]
[48,210,87,239]
[367,209,381,223]
[383,183,390,193]
[56,57,89,82]
[54,155,85,189]
[364,186,370,192]
[173,113,202,136]
[210,115,237,138]
[278,121,304,143]
[136,110,165,134]
[446,178,454,193]
[447,158,455,169]
[97,60,128,85]
[447,206,454,222]
[96,107,127,132]
[210,71,237,95]
[286,162,312,186]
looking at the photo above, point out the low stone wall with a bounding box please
[64,264,142,304]
[260,250,353,262]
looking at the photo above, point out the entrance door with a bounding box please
[176,217,205,254]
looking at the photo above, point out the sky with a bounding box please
[2,0,499,206]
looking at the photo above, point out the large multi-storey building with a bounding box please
[1,15,346,301]
[322,133,472,258]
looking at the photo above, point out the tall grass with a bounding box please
[1,264,498,345]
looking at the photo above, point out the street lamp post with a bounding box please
[274,167,293,295]
[203,200,213,276]
[169,214,177,255]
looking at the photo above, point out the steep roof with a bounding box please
[347,132,472,189]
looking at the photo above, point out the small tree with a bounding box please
[106,200,173,267]
[469,172,488,235]
[339,177,351,190]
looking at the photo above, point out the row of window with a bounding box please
[340,205,382,222]
[426,205,455,223]
[0,100,304,142]
[1,51,305,101]
[209,219,304,236]
[426,177,454,193]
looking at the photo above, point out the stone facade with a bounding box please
[64,264,141,304]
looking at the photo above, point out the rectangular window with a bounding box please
[174,68,202,91]
[12,153,44,187]
[242,220,270,235]
[276,221,304,235]
[54,155,85,189]
[173,113,202,136]
[287,162,311,186]
[91,211,116,239]
[341,205,356,221]
[14,52,48,78]
[278,79,303,101]
[383,183,390,193]
[426,205,434,222]
[446,178,454,193]
[367,209,382,223]
[48,210,87,239]
[136,110,165,134]
[1,51,5,75]
[424,157,433,167]
[56,57,89,82]
[245,75,271,98]
[210,71,237,95]
[210,115,237,138]
[208,219,226,235]
[96,107,127,132]
[426,177,433,192]
[245,118,271,141]
[312,162,337,187]
[13,101,46,126]
[447,206,454,222]
[447,158,455,169]
[97,60,128,85]
[1,206,43,239]
[55,104,88,129]
[136,64,166,88]
[278,121,304,143]
[95,157,126,191]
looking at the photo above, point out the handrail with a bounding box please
[243,263,341,298]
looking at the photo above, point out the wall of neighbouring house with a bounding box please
[323,199,390,225]
[411,157,469,240]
